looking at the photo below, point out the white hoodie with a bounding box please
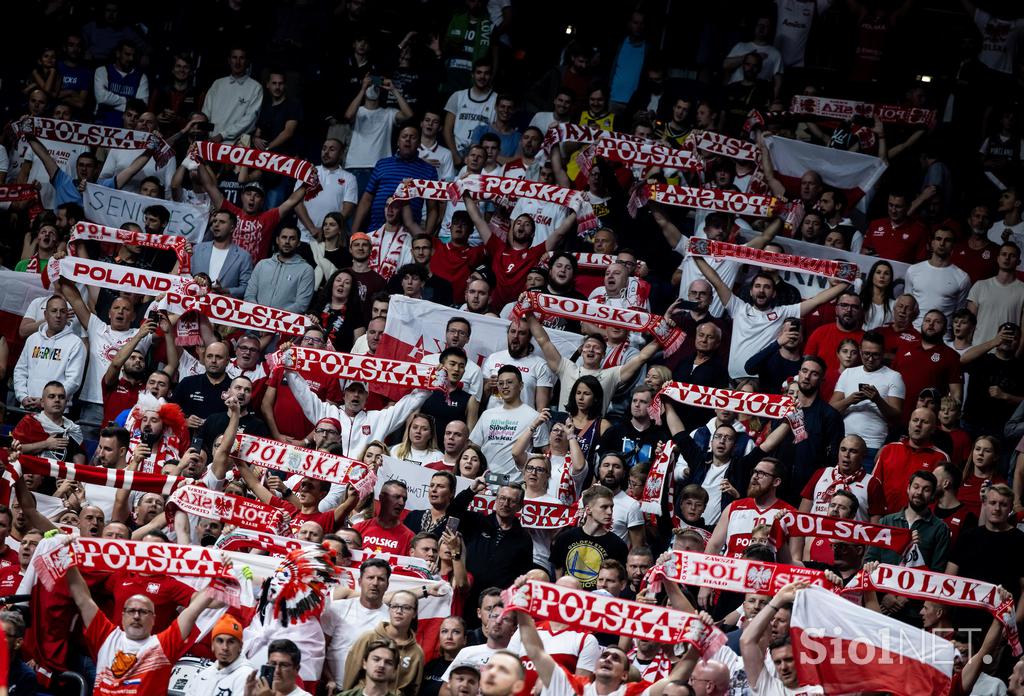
[190,655,256,696]
[12,324,86,405]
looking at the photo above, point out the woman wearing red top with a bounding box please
[439,527,471,620]
[958,435,1007,519]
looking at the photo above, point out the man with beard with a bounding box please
[596,453,645,549]
[295,138,359,242]
[804,290,864,377]
[951,205,999,283]
[862,191,930,263]
[11,382,84,461]
[868,472,946,577]
[462,278,499,317]
[422,318,484,401]
[483,321,555,411]
[191,209,253,298]
[905,227,971,329]
[339,640,402,696]
[771,356,844,497]
[799,435,885,523]
[873,407,949,513]
[599,387,669,467]
[968,242,1024,345]
[98,316,164,426]
[671,321,731,430]
[245,225,315,314]
[527,314,659,412]
[192,614,255,696]
[197,376,269,455]
[464,195,577,311]
[322,559,392,685]
[744,317,802,395]
[694,255,849,379]
[891,310,963,422]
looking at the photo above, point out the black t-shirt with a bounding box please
[550,527,628,590]
[419,388,471,440]
[963,354,1024,427]
[598,421,669,467]
[255,96,305,155]
[420,657,452,696]
[171,373,231,420]
[950,525,1024,630]
[198,411,271,456]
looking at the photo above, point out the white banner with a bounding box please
[84,183,210,242]
[378,456,473,511]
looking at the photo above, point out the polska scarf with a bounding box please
[14,453,190,496]
[166,485,287,534]
[458,174,598,233]
[512,291,685,354]
[778,510,913,551]
[467,496,580,529]
[843,563,1021,656]
[648,382,806,443]
[367,224,411,281]
[502,579,726,653]
[629,184,781,219]
[688,130,760,162]
[270,346,448,392]
[788,95,937,128]
[639,442,673,515]
[70,221,191,273]
[231,434,371,487]
[192,141,320,194]
[593,137,703,173]
[163,286,314,336]
[648,550,832,595]
[685,236,860,283]
[13,116,175,166]
[0,184,41,203]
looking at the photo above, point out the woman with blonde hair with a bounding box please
[349,440,390,524]
[390,413,442,464]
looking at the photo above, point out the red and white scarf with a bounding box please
[70,221,191,273]
[49,255,195,297]
[192,141,320,194]
[14,116,175,166]
[0,184,41,203]
[844,563,1021,655]
[14,454,190,496]
[164,286,314,337]
[649,382,805,439]
[269,346,448,392]
[685,236,860,283]
[468,496,580,529]
[629,184,780,218]
[166,485,287,534]
[458,174,598,233]
[391,178,459,204]
[542,123,611,152]
[648,550,832,595]
[368,224,411,280]
[231,434,371,487]
[639,443,677,517]
[512,291,685,354]
[688,130,760,162]
[594,137,703,173]
[502,579,725,652]
[565,253,631,274]
[778,510,913,552]
[788,96,937,128]
[216,528,316,556]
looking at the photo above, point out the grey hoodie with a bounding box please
[244,253,315,313]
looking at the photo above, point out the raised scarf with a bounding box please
[778,510,912,551]
[14,453,190,496]
[648,550,832,595]
[14,116,175,166]
[512,291,685,354]
[467,496,580,529]
[685,236,860,283]
[629,184,781,219]
[70,221,191,273]
[639,442,674,515]
[231,434,371,487]
[0,184,41,202]
[192,141,320,194]
[163,286,314,336]
[649,382,806,442]
[593,137,703,172]
[166,485,287,534]
[688,130,760,162]
[367,224,411,281]
[788,95,937,128]
[269,346,448,391]
[458,174,598,233]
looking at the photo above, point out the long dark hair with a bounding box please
[566,375,604,420]
[859,260,894,319]
[312,268,359,313]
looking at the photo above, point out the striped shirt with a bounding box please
[365,155,438,229]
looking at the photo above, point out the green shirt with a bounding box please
[863,508,950,571]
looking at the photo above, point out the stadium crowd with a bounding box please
[2,1,1024,695]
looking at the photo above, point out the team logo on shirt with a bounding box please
[767,312,778,321]
[931,353,940,362]
[110,650,138,678]
[983,250,992,259]
[147,582,160,594]
[362,425,372,435]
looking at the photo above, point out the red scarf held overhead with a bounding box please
[648,550,834,595]
[502,579,726,653]
[629,184,781,219]
[593,137,704,173]
[688,130,760,162]
[512,291,685,355]
[0,184,41,202]
[162,287,314,337]
[231,434,371,487]
[843,563,1022,656]
[685,236,860,283]
[778,510,913,551]
[70,221,191,274]
[788,95,937,128]
[191,141,320,197]
[13,116,175,166]
[541,123,647,153]
[267,346,448,392]
[14,453,191,496]
[165,485,287,535]
[649,381,805,439]
[458,174,599,233]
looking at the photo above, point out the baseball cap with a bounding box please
[450,660,481,678]
[344,381,368,392]
[350,232,372,244]
[242,181,265,195]
[918,387,941,401]
[316,417,342,432]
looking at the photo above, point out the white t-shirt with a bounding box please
[444,89,497,154]
[727,41,785,83]
[99,147,176,195]
[834,365,906,448]
[469,403,545,480]
[611,489,644,543]
[389,444,444,466]
[422,351,484,400]
[968,277,1024,345]
[726,295,801,379]
[81,315,151,405]
[975,9,1024,74]
[506,624,601,675]
[988,219,1024,248]
[22,137,88,209]
[510,198,567,246]
[319,597,388,682]
[753,669,824,696]
[904,261,971,329]
[556,357,622,414]
[675,237,741,318]
[482,350,556,410]
[419,141,456,181]
[208,245,229,283]
[529,112,560,134]
[774,0,832,67]
[345,106,399,169]
[540,663,643,696]
[295,165,359,242]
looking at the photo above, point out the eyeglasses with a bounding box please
[315,428,340,436]
[711,434,734,441]
[525,466,549,474]
[123,608,154,616]
[750,469,776,479]
[495,495,519,505]
[391,604,416,612]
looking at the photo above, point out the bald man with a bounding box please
[297,520,325,543]
[172,342,232,427]
[689,659,730,695]
[872,407,949,513]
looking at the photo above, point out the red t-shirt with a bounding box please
[84,610,194,696]
[223,200,281,263]
[891,341,963,421]
[103,571,196,632]
[269,495,340,534]
[876,324,920,356]
[958,472,1008,519]
[805,324,864,376]
[950,242,999,283]
[265,366,343,441]
[873,439,949,513]
[103,377,144,427]
[485,236,549,310]
[353,518,416,554]
[862,217,929,263]
[430,240,486,299]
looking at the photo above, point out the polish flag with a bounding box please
[375,296,583,400]
[791,585,955,696]
[761,135,887,211]
[0,270,52,375]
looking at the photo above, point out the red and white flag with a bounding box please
[761,135,887,209]
[792,585,955,696]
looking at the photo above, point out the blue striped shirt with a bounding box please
[364,155,438,230]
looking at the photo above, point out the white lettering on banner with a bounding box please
[235,434,368,484]
[74,538,219,575]
[85,183,209,241]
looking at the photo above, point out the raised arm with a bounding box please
[173,584,218,641]
[195,163,226,210]
[211,397,242,482]
[516,598,558,686]
[104,320,155,388]
[544,210,577,251]
[512,409,550,469]
[462,195,493,246]
[25,137,60,181]
[740,581,807,686]
[236,460,276,505]
[618,339,661,383]
[798,281,850,316]
[756,132,788,199]
[11,451,57,532]
[57,276,93,336]
[744,217,782,251]
[277,182,309,218]
[650,204,682,248]
[64,556,100,628]
[693,256,734,307]
[527,314,562,372]
[113,149,155,190]
[344,77,370,122]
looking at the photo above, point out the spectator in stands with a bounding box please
[245,225,315,314]
[190,210,254,298]
[201,48,262,144]
[93,40,148,127]
[13,295,85,411]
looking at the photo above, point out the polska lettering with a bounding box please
[74,538,222,576]
[788,96,937,128]
[165,290,312,336]
[193,141,320,190]
[778,511,910,551]
[17,116,175,166]
[233,434,368,485]
[660,551,831,595]
[278,347,447,391]
[168,485,285,533]
[686,237,859,284]
[649,381,795,421]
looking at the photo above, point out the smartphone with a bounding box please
[370,76,383,88]
[484,471,510,493]
[140,430,160,447]
[260,664,276,684]
[859,384,870,392]
[446,517,460,534]
[546,410,570,426]
[195,121,215,133]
